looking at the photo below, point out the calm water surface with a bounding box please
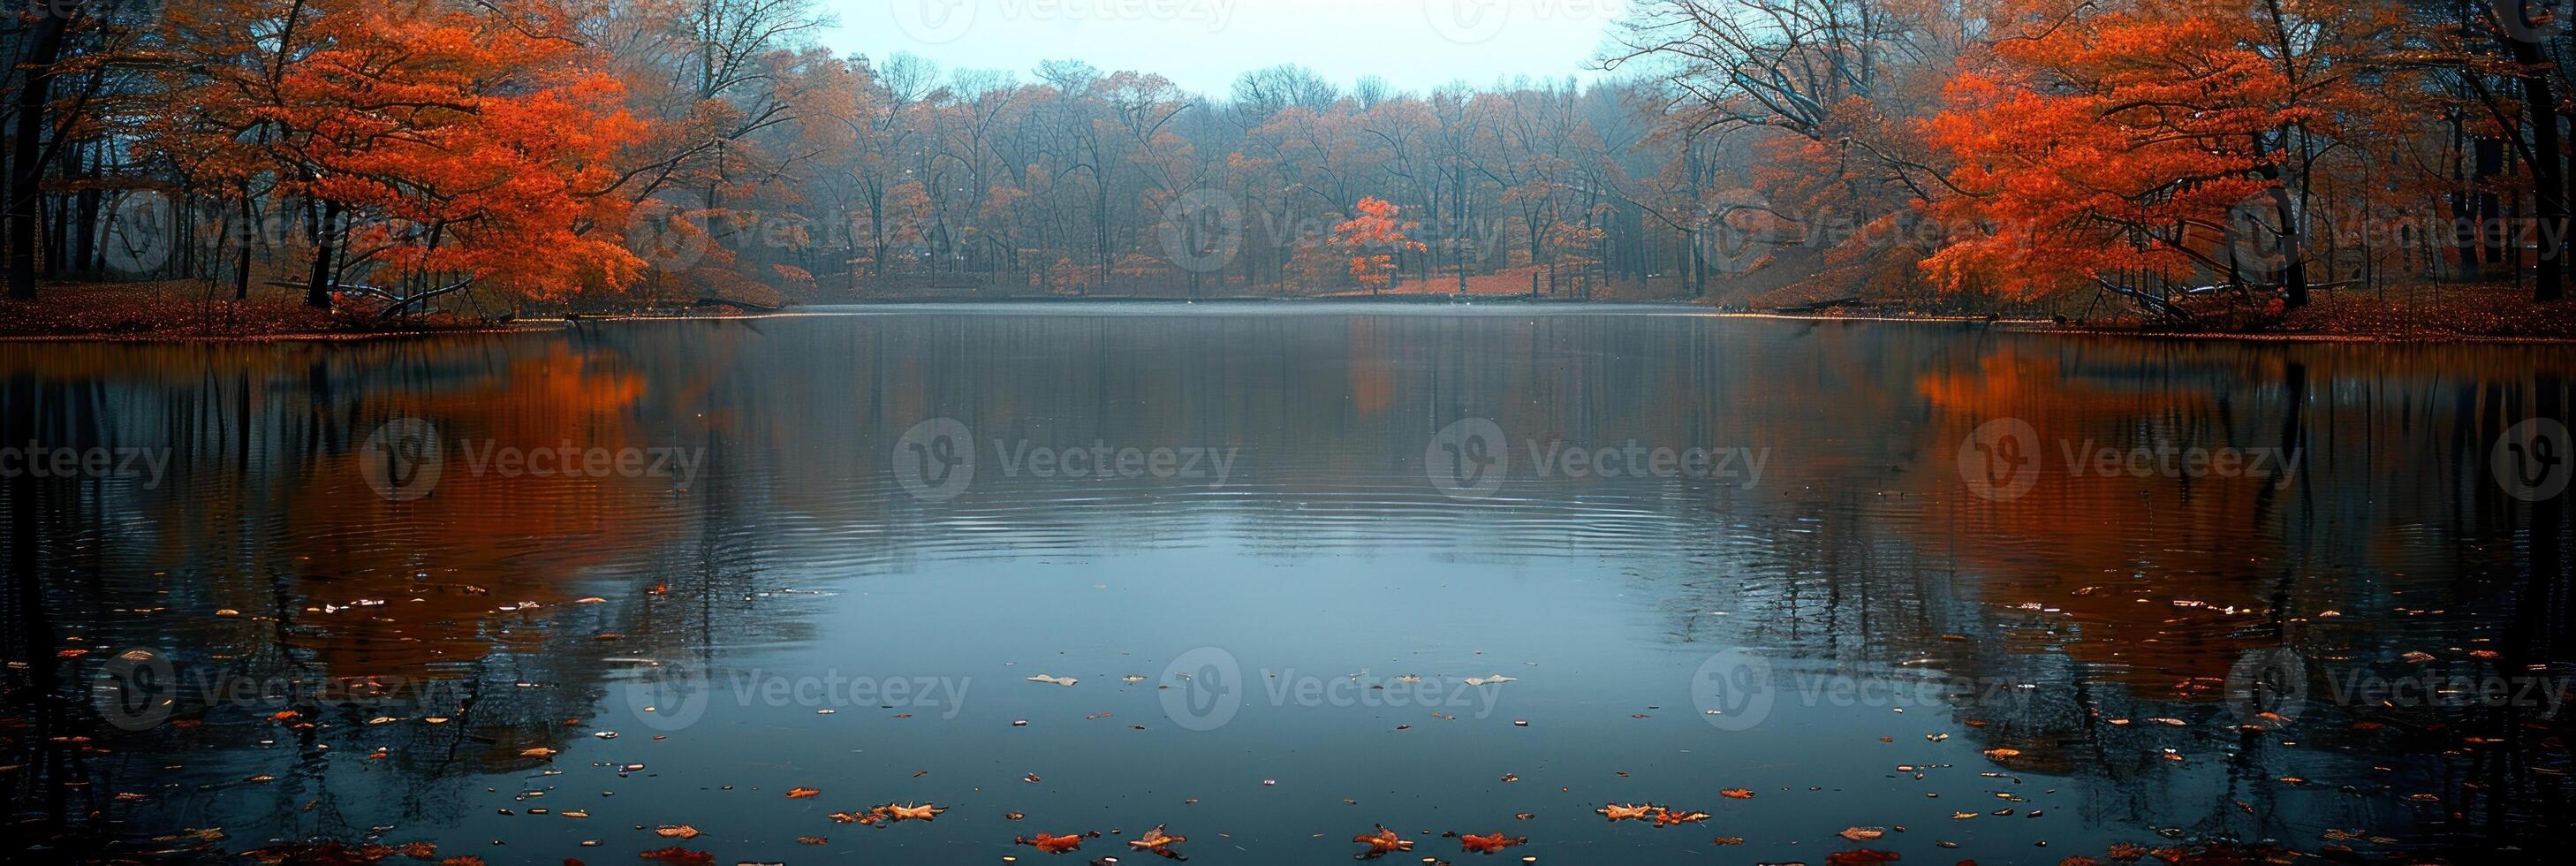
[3,305,2571,863]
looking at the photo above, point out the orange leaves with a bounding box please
[184,0,648,302]
[1351,824,1414,859]
[1447,831,1528,854]
[1125,824,1188,860]
[1920,0,2391,301]
[784,787,821,799]
[1651,808,1712,826]
[1330,196,1428,291]
[1595,802,1656,822]
[1014,831,1098,854]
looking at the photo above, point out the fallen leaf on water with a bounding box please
[1651,808,1711,826]
[1710,836,1745,846]
[1447,831,1527,854]
[1597,803,1656,822]
[1026,675,1079,687]
[1951,811,1978,819]
[1982,748,2020,760]
[636,847,713,865]
[785,787,821,799]
[652,825,701,839]
[1351,824,1413,859]
[1825,849,1900,865]
[2401,651,2436,664]
[1015,832,1098,854]
[795,837,826,846]
[1462,675,1518,686]
[1838,826,1886,841]
[883,802,946,822]
[1125,824,1188,860]
[1720,788,1754,800]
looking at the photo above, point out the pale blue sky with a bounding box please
[822,0,1632,96]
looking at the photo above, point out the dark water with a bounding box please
[3,305,2571,864]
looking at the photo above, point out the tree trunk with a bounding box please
[2506,36,2566,302]
[306,200,341,308]
[6,14,71,300]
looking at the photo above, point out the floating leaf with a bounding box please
[1125,824,1188,860]
[1351,824,1413,859]
[1449,831,1527,853]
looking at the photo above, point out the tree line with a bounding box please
[2,0,2572,323]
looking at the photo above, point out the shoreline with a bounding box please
[9,296,2574,345]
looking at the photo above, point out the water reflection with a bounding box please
[2,308,2569,862]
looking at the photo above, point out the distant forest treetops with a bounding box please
[3,0,2572,332]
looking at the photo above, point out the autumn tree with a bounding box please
[1332,195,1425,293]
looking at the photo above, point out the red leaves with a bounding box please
[636,847,713,865]
[1014,832,1098,854]
[1445,831,1527,854]
[1824,850,1899,865]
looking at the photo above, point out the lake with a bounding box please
[3,304,2570,863]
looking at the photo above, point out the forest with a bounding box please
[3,0,2573,330]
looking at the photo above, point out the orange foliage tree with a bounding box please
[143,0,658,311]
[1330,196,1426,293]
[1920,0,2401,315]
